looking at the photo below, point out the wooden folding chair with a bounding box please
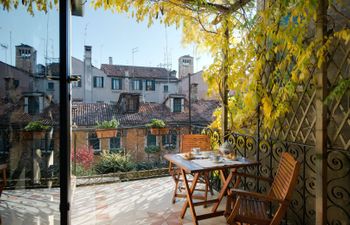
[0,164,7,198]
[226,152,300,225]
[169,134,213,204]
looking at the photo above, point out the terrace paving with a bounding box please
[0,176,228,225]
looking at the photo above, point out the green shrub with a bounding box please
[135,161,168,170]
[109,148,124,154]
[95,153,134,174]
[73,164,96,177]
[146,119,166,128]
[144,145,161,154]
[24,121,51,131]
[96,117,119,129]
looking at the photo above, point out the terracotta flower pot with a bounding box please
[33,131,46,140]
[22,131,46,140]
[22,131,33,140]
[96,129,118,138]
[150,127,169,136]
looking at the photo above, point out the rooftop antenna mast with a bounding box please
[132,47,138,66]
[193,45,200,71]
[164,25,172,71]
[84,23,88,46]
[45,12,50,69]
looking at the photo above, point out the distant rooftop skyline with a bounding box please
[0,2,212,72]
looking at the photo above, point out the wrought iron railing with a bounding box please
[202,128,318,225]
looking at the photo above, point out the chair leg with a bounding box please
[226,197,241,225]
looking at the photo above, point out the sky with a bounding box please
[0,3,212,73]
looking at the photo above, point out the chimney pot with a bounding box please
[109,57,113,65]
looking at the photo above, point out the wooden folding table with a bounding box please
[164,154,258,225]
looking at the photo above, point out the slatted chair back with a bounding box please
[268,152,300,225]
[180,134,211,153]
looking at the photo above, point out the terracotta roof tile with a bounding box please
[101,64,178,80]
[72,100,219,127]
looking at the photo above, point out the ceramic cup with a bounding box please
[212,154,221,162]
[192,148,200,154]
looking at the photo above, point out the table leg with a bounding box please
[180,169,200,225]
[211,169,234,213]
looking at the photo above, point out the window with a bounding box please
[147,134,157,146]
[132,79,142,90]
[173,98,182,112]
[145,80,155,91]
[162,134,177,150]
[89,133,100,152]
[24,96,44,115]
[164,85,168,93]
[126,97,138,113]
[13,79,19,88]
[47,82,54,91]
[110,135,121,149]
[111,78,122,90]
[182,59,191,64]
[93,76,104,88]
[72,75,82,88]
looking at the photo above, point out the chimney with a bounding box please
[84,45,93,103]
[124,70,129,92]
[109,57,113,65]
[84,45,92,66]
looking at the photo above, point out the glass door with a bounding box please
[0,1,70,224]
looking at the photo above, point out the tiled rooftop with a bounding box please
[101,64,178,81]
[72,100,219,127]
[0,176,228,225]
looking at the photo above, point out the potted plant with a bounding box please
[23,121,51,139]
[146,119,169,136]
[95,117,119,138]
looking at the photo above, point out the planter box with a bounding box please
[22,131,46,140]
[150,128,169,136]
[96,129,117,138]
[33,131,46,139]
[22,131,33,140]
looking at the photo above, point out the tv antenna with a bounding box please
[84,23,89,46]
[132,47,138,66]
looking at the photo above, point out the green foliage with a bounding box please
[325,79,350,105]
[73,164,96,177]
[95,153,134,174]
[24,121,51,132]
[144,145,161,154]
[135,161,168,171]
[109,148,125,154]
[146,119,166,128]
[96,117,119,129]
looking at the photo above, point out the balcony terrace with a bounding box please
[0,176,227,225]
